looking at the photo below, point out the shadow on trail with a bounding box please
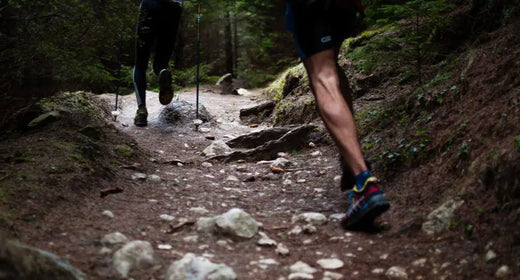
[347,221,391,234]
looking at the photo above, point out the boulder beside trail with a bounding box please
[215,208,259,239]
[422,199,464,235]
[226,125,298,149]
[0,240,86,280]
[210,124,321,163]
[159,100,212,126]
[196,216,218,233]
[112,240,155,278]
[196,208,259,239]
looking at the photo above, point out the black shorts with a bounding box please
[286,1,359,59]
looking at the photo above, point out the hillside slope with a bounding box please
[266,4,520,277]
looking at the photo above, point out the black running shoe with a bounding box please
[158,69,173,105]
[134,106,148,127]
[341,177,390,229]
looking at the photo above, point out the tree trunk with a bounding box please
[224,5,233,76]
[232,0,238,77]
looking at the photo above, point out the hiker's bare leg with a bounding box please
[303,49,366,175]
[334,45,354,114]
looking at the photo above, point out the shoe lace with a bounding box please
[346,192,364,217]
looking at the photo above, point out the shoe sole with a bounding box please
[342,193,390,229]
[134,120,147,127]
[158,70,173,105]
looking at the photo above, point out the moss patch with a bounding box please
[264,63,307,101]
[115,145,134,157]
[274,97,318,126]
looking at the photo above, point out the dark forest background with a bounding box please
[1,0,518,126]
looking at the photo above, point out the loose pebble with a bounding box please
[102,210,114,219]
[495,265,510,278]
[160,214,175,221]
[316,258,344,270]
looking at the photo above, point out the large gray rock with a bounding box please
[209,124,322,163]
[165,253,237,280]
[0,240,86,280]
[159,100,212,126]
[226,126,297,149]
[112,240,155,278]
[196,217,218,233]
[215,208,259,239]
[422,199,464,235]
[203,140,233,157]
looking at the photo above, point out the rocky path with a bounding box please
[14,86,511,280]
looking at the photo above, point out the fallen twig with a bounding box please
[100,187,123,198]
[270,167,306,173]
[166,219,195,234]
[271,167,285,173]
[120,163,142,170]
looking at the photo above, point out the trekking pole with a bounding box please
[195,0,201,120]
[111,30,124,121]
[114,79,119,116]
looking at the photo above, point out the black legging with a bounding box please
[133,0,182,107]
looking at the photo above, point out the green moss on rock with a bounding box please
[27,111,61,128]
[38,91,106,128]
[274,97,318,126]
[265,63,307,101]
[115,145,134,157]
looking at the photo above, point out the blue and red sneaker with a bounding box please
[339,156,372,192]
[341,176,389,229]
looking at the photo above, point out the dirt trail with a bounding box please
[101,88,389,279]
[8,86,512,280]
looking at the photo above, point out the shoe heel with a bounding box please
[159,69,173,105]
